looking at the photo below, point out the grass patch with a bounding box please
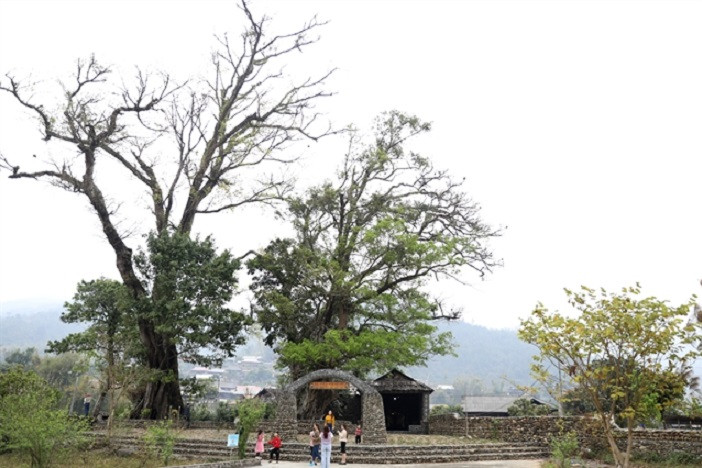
[0,451,213,468]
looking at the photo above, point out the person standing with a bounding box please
[254,429,265,459]
[267,432,282,464]
[338,423,348,465]
[309,423,321,466]
[83,394,91,416]
[320,425,333,468]
[354,424,362,444]
[325,410,335,432]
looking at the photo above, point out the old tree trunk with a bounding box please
[0,1,332,419]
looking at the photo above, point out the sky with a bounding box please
[0,0,701,330]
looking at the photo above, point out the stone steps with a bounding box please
[104,435,548,464]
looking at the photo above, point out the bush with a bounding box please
[143,420,177,466]
[216,401,236,424]
[0,367,90,467]
[507,398,553,416]
[235,399,266,459]
[549,431,579,468]
[430,404,463,416]
[633,451,701,466]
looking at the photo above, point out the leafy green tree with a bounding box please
[429,404,463,416]
[519,285,700,468]
[507,398,553,416]
[0,0,331,418]
[0,367,89,467]
[2,347,40,369]
[248,111,499,380]
[48,279,136,422]
[235,398,266,459]
[130,231,250,417]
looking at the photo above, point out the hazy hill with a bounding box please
[0,302,85,350]
[406,321,537,387]
[0,301,535,387]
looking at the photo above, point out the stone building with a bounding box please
[372,369,433,433]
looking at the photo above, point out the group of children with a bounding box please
[254,429,282,463]
[254,412,363,465]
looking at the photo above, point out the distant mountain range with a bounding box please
[0,301,537,387]
[0,302,84,350]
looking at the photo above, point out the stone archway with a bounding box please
[274,369,387,444]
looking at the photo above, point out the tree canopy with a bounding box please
[0,0,332,418]
[519,285,700,468]
[248,111,500,379]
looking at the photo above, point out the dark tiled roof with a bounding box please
[372,369,433,393]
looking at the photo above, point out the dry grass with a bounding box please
[0,451,213,468]
[96,426,496,446]
[101,427,495,445]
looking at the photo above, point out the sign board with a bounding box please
[227,434,239,447]
[309,381,350,390]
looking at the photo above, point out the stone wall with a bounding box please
[428,414,702,460]
[177,460,260,468]
[275,369,387,444]
[427,413,467,437]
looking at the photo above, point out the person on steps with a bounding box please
[309,423,321,466]
[254,429,265,459]
[325,410,335,432]
[320,424,333,468]
[338,423,348,465]
[267,432,282,464]
[354,424,362,444]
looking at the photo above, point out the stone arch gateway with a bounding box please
[273,369,387,444]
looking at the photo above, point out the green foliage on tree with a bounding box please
[47,279,138,422]
[0,0,331,418]
[2,347,40,369]
[507,398,553,416]
[134,232,251,368]
[429,404,463,416]
[0,367,89,467]
[235,398,267,459]
[518,284,700,468]
[248,111,499,379]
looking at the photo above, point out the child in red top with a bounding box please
[354,425,362,444]
[267,432,282,463]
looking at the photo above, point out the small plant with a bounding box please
[550,431,579,468]
[143,420,177,466]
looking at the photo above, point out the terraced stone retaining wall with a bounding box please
[177,460,260,468]
[428,414,702,459]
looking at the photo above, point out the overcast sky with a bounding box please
[1,0,701,329]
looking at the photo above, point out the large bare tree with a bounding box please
[0,0,333,418]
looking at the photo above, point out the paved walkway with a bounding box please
[263,461,544,468]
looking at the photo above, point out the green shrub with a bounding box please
[143,420,177,466]
[190,403,213,421]
[633,451,701,466]
[216,401,236,424]
[235,399,266,459]
[430,404,463,416]
[0,367,90,467]
[550,431,579,468]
